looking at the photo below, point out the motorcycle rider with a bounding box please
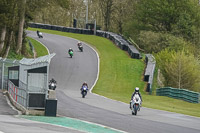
[37,30,43,38]
[49,78,56,84]
[77,41,83,52]
[36,30,39,36]
[77,41,82,47]
[80,82,89,97]
[130,87,142,109]
[81,82,88,90]
[68,48,73,53]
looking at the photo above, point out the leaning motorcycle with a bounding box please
[78,45,83,52]
[131,94,141,115]
[38,32,43,38]
[81,85,88,98]
[69,51,73,58]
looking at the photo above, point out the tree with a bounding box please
[0,0,10,54]
[137,31,200,54]
[111,0,134,34]
[0,0,19,57]
[156,49,200,92]
[135,0,188,31]
[0,0,70,57]
[131,0,200,41]
[16,0,26,54]
[67,0,85,27]
[137,31,168,53]
[3,1,18,58]
[98,0,113,31]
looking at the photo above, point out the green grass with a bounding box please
[7,39,32,60]
[7,49,24,60]
[7,37,48,59]
[28,27,200,117]
[144,95,200,117]
[27,37,48,57]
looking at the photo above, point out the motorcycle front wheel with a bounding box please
[134,105,138,115]
[132,111,135,115]
[82,91,87,98]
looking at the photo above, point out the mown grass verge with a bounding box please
[7,38,32,60]
[7,37,48,59]
[27,37,48,57]
[28,27,200,117]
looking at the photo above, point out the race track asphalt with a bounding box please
[25,31,200,133]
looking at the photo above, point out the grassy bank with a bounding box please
[27,37,48,57]
[28,27,200,117]
[7,37,48,59]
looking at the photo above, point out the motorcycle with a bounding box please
[69,51,73,58]
[78,45,83,52]
[49,81,57,90]
[131,94,141,115]
[37,31,43,38]
[81,85,88,98]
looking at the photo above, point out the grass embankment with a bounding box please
[27,37,48,57]
[28,27,200,117]
[7,37,48,59]
[7,39,32,59]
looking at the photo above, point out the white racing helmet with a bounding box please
[135,87,139,92]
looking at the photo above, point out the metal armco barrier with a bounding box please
[156,87,200,103]
[144,54,156,93]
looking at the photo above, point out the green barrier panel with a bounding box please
[156,87,200,103]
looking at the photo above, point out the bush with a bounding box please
[137,31,200,55]
[155,49,200,92]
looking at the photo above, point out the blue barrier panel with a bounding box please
[56,26,64,31]
[51,25,57,30]
[43,24,51,30]
[37,24,44,29]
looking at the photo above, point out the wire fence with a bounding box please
[0,58,19,90]
[8,80,27,108]
[0,54,55,110]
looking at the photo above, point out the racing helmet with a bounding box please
[135,87,139,92]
